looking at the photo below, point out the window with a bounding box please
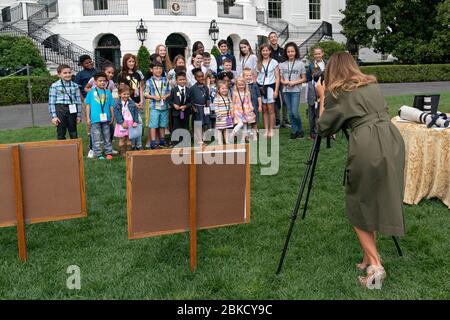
[94,0,108,10]
[309,0,321,20]
[154,0,168,9]
[268,0,282,19]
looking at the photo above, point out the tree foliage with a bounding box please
[0,35,48,76]
[340,0,450,64]
[309,40,347,60]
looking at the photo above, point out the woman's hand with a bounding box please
[273,90,279,99]
[132,122,138,128]
[122,123,128,129]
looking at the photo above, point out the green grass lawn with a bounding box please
[0,93,449,299]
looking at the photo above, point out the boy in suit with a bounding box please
[169,71,192,146]
[216,39,236,72]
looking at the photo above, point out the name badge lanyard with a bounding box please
[95,88,107,119]
[152,79,165,103]
[288,60,296,82]
[241,55,250,72]
[220,94,231,116]
[61,80,74,105]
[237,90,246,114]
[261,59,272,85]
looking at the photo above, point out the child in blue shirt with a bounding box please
[144,62,171,149]
[85,72,115,160]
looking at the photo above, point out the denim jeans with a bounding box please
[131,111,143,148]
[91,122,113,157]
[283,92,303,134]
[308,103,318,137]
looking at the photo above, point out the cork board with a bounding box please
[0,139,87,227]
[0,146,16,227]
[127,145,251,239]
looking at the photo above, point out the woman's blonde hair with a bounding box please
[233,77,250,96]
[325,52,377,98]
[155,44,172,71]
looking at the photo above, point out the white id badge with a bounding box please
[69,104,77,114]
[100,113,108,122]
[204,106,210,116]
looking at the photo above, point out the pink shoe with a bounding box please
[106,154,113,160]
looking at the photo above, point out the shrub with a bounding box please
[137,45,151,75]
[0,35,49,76]
[210,45,220,59]
[360,64,450,83]
[308,40,346,60]
[0,76,57,106]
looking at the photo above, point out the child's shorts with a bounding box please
[149,108,169,129]
[262,86,275,104]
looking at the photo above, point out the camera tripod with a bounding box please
[276,134,403,275]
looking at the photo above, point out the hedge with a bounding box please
[0,76,58,106]
[360,64,450,83]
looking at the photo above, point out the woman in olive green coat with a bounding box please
[317,52,405,289]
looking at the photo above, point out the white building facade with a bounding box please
[0,0,348,70]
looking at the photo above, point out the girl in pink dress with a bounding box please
[114,84,139,157]
[231,77,257,142]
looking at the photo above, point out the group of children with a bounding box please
[48,40,281,159]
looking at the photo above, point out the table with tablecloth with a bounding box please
[392,117,450,209]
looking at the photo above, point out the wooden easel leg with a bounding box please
[11,145,27,262]
[189,147,197,272]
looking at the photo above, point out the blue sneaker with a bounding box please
[97,156,105,160]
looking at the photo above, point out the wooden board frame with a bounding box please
[126,144,251,240]
[0,138,87,227]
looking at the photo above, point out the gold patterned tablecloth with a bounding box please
[392,117,450,209]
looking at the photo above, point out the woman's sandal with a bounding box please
[356,255,383,271]
[358,265,386,289]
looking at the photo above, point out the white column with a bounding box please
[237,0,256,22]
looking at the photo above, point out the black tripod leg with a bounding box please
[326,136,331,149]
[392,236,403,257]
[276,136,322,275]
[301,137,322,220]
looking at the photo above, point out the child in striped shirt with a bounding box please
[48,64,82,140]
[213,81,234,145]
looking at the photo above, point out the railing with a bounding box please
[0,3,23,25]
[218,2,243,19]
[27,0,58,33]
[28,21,107,70]
[26,3,46,19]
[298,21,333,58]
[0,22,105,73]
[83,0,129,16]
[154,0,196,16]
[279,24,289,46]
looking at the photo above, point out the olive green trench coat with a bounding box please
[317,84,405,236]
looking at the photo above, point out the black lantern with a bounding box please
[136,19,148,46]
[209,19,219,45]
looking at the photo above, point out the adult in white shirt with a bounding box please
[237,39,258,78]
